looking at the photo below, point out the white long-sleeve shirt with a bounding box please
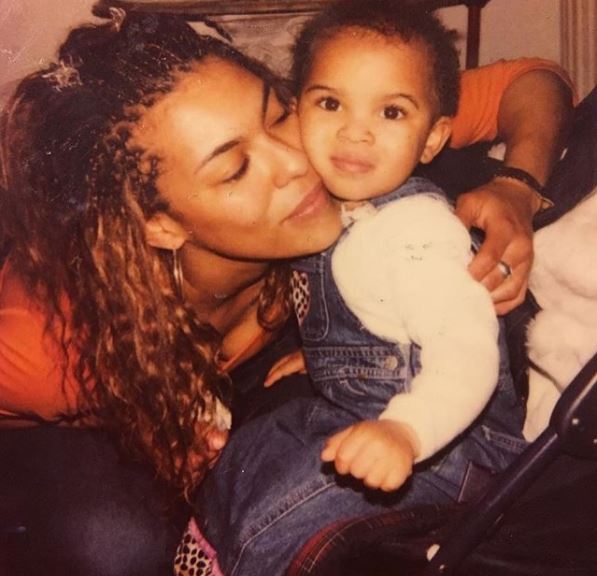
[332,193,499,461]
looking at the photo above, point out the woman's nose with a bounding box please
[268,111,310,188]
[272,143,310,189]
[271,139,309,191]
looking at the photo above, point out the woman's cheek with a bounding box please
[278,112,303,149]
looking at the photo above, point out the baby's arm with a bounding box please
[333,194,499,464]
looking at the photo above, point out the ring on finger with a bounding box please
[497,260,513,279]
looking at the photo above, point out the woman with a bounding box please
[0,11,572,576]
[0,12,341,575]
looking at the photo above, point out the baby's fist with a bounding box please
[321,420,419,492]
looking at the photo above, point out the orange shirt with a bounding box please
[0,58,575,425]
[0,261,80,424]
[452,58,574,148]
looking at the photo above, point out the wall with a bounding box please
[436,0,561,65]
[0,0,101,103]
[480,0,561,64]
[0,0,571,108]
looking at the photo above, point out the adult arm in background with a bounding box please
[452,59,574,314]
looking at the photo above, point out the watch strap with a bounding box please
[493,165,554,211]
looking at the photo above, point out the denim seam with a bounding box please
[299,256,330,342]
[481,425,528,453]
[310,369,408,382]
[230,481,336,576]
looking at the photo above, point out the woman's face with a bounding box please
[133,57,342,262]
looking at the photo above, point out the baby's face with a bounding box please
[298,28,451,201]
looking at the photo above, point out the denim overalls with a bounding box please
[195,177,527,576]
[294,176,525,443]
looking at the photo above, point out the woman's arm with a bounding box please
[452,60,574,314]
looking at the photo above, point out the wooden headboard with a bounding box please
[93,0,491,69]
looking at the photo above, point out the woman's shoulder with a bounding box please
[0,258,47,331]
[0,258,79,425]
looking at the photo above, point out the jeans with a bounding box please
[0,426,184,576]
[196,390,526,576]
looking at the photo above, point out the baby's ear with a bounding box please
[145,212,187,250]
[419,116,453,164]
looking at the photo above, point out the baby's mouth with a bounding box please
[330,155,374,174]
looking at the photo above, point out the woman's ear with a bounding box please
[145,212,187,250]
[419,116,453,164]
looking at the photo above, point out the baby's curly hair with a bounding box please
[292,0,461,117]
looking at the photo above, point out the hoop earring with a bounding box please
[172,248,184,296]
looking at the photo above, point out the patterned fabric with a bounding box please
[174,518,223,576]
[290,270,310,326]
[173,507,454,576]
[285,505,457,576]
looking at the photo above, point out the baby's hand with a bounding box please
[321,420,419,492]
[264,349,307,387]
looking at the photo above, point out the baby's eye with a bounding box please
[317,97,341,112]
[382,105,405,120]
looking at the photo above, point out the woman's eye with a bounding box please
[382,105,405,120]
[317,97,341,112]
[223,159,249,183]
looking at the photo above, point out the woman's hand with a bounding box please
[456,177,539,315]
[321,420,419,492]
[264,349,307,387]
[183,420,229,481]
[204,426,229,469]
[454,68,572,316]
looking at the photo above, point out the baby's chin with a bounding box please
[320,172,398,202]
[326,184,392,203]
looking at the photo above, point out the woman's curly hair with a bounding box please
[0,13,291,496]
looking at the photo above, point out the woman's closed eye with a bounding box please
[381,105,406,120]
[316,96,341,112]
[223,158,249,183]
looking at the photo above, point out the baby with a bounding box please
[284,0,506,491]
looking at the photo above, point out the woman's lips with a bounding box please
[285,183,329,221]
[330,155,374,174]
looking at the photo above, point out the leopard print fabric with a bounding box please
[291,270,311,325]
[174,520,223,576]
[174,528,211,576]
